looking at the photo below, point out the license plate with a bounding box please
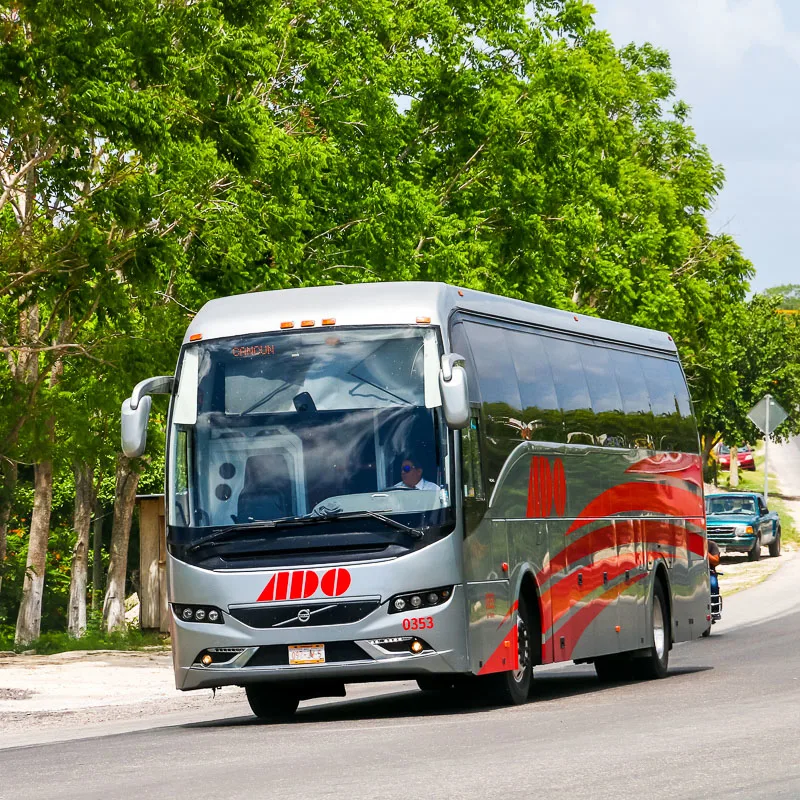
[288,644,325,665]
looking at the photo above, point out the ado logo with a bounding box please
[257,568,351,602]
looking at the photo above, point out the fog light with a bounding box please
[410,595,422,609]
[394,598,407,611]
[182,608,193,621]
[410,640,424,654]
[208,609,220,622]
[201,654,213,666]
[427,592,439,604]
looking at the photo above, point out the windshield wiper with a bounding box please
[310,508,424,539]
[185,510,424,552]
[185,521,284,553]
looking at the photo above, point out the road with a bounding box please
[4,438,800,800]
[5,596,800,799]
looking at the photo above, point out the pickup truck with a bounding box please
[705,492,782,561]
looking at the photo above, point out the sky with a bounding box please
[592,0,800,292]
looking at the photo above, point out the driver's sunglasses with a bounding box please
[401,464,417,472]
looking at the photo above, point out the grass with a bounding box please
[0,624,170,655]
[713,444,799,548]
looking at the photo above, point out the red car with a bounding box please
[717,444,756,471]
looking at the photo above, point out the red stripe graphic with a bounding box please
[625,453,703,488]
[566,483,704,536]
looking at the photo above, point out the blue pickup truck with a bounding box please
[705,492,782,561]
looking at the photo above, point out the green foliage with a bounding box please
[695,294,800,454]
[763,284,800,311]
[0,0,780,642]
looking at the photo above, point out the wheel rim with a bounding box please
[513,614,530,684]
[653,597,666,660]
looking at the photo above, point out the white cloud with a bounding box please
[596,0,800,71]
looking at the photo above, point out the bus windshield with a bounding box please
[168,326,451,532]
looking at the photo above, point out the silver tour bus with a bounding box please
[122,282,710,718]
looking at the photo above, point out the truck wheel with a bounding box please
[747,536,761,562]
[769,528,781,558]
[632,580,670,680]
[245,684,299,720]
[483,596,532,705]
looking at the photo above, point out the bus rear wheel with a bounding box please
[245,684,300,721]
[632,580,671,680]
[483,596,532,705]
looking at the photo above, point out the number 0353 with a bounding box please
[401,616,434,631]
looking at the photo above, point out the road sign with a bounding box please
[748,394,788,434]
[747,394,789,503]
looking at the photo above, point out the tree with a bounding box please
[695,294,800,465]
[763,284,800,311]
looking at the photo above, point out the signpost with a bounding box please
[747,394,789,502]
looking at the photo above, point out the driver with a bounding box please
[393,457,439,491]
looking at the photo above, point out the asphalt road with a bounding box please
[5,438,800,800]
[5,599,800,800]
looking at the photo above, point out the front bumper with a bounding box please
[173,584,469,691]
[708,532,757,553]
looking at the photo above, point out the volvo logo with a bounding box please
[297,609,311,623]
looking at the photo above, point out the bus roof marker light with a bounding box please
[416,316,431,324]
[280,321,294,329]
[189,333,202,341]
[301,320,315,327]
[322,318,336,326]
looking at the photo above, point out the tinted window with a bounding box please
[464,322,522,438]
[663,359,697,452]
[449,322,480,402]
[579,344,626,447]
[506,328,563,443]
[608,349,653,448]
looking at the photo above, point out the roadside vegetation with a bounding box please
[2,0,800,649]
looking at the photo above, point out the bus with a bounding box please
[121,282,710,718]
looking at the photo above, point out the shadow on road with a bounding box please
[181,665,712,729]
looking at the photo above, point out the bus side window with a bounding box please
[461,414,485,502]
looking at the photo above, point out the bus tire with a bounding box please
[483,596,532,705]
[245,684,300,720]
[633,580,670,680]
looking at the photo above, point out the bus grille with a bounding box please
[246,641,372,667]
[229,600,381,629]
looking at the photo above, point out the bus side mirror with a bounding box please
[439,353,469,430]
[121,395,152,457]
[120,375,174,457]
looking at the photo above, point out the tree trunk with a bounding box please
[14,453,54,645]
[0,460,18,597]
[67,463,95,638]
[91,501,103,612]
[730,445,739,488]
[102,455,141,633]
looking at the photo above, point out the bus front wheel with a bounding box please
[483,596,532,705]
[245,684,300,721]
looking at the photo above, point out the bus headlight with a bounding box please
[173,604,225,624]
[387,586,453,614]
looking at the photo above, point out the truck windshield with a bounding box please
[167,326,451,533]
[706,496,756,515]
